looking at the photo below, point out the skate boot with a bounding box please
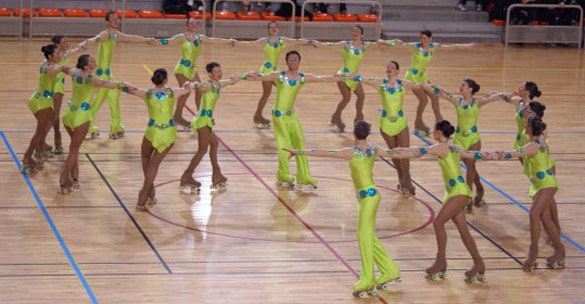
[375,274,402,291]
[72,179,80,190]
[276,180,295,189]
[464,264,486,284]
[546,250,566,269]
[522,257,538,272]
[179,178,202,194]
[328,120,345,133]
[425,262,447,281]
[20,162,36,175]
[53,146,64,155]
[109,131,125,139]
[58,185,72,194]
[253,116,271,129]
[352,281,377,298]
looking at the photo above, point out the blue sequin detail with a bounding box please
[147,118,175,130]
[76,76,83,84]
[546,169,552,175]
[381,109,387,117]
[365,149,373,157]
[422,51,429,57]
[43,90,53,98]
[387,87,395,94]
[80,102,90,111]
[272,42,278,48]
[358,187,377,199]
[457,176,465,183]
[264,61,272,69]
[160,38,169,45]
[434,87,440,94]
[154,91,165,100]
[343,67,350,73]
[419,147,428,154]
[193,40,199,47]
[449,179,456,187]
[180,59,192,67]
[536,171,545,179]
[398,110,403,117]
[504,152,512,159]
[200,109,213,117]
[354,49,361,55]
[354,75,362,82]
[518,111,524,118]
[96,69,103,76]
[471,126,477,132]
[288,79,297,86]
[274,110,282,117]
[516,133,521,141]
[411,68,418,75]
[474,152,482,159]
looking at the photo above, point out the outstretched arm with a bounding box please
[304,73,343,83]
[433,42,475,50]
[245,71,280,82]
[477,91,504,108]
[47,64,71,76]
[385,143,448,159]
[311,39,346,49]
[284,147,355,160]
[117,31,151,43]
[421,83,458,106]
[491,143,539,160]
[219,73,245,88]
[150,33,187,46]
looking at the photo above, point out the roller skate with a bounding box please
[179,183,201,194]
[400,183,415,197]
[425,262,447,281]
[174,117,191,130]
[352,281,377,298]
[53,146,64,155]
[276,180,295,189]
[146,197,158,206]
[253,116,271,129]
[413,129,428,137]
[375,275,402,291]
[465,198,473,212]
[328,120,345,133]
[546,250,566,269]
[20,163,36,175]
[522,257,538,272]
[464,264,486,284]
[210,173,228,192]
[109,131,125,139]
[474,197,486,208]
[58,185,72,194]
[135,201,147,211]
[72,179,80,190]
[295,183,317,191]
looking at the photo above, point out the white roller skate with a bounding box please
[425,269,447,281]
[179,184,201,194]
[465,272,486,284]
[276,180,294,189]
[352,288,377,298]
[376,277,402,291]
[210,182,228,192]
[109,131,125,139]
[328,121,345,133]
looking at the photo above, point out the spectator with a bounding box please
[457,0,491,11]
[275,0,314,20]
[163,0,194,14]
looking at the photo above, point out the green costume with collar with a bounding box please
[437,144,473,203]
[272,71,316,186]
[350,144,400,292]
[145,88,177,153]
[377,79,407,136]
[54,55,69,94]
[173,34,202,80]
[191,82,220,130]
[337,40,365,91]
[62,69,94,130]
[27,64,56,114]
[453,97,480,150]
[259,37,284,75]
[522,140,558,198]
[405,42,434,84]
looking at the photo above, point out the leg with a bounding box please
[395,127,414,196]
[330,82,352,133]
[426,90,443,121]
[524,190,554,270]
[381,131,403,187]
[451,200,485,281]
[52,92,63,153]
[353,83,365,122]
[88,86,109,136]
[193,73,202,110]
[426,197,463,277]
[411,87,430,135]
[535,189,565,267]
[106,87,124,136]
[465,141,485,207]
[273,116,294,185]
[209,132,227,189]
[253,81,272,127]
[174,73,192,127]
[180,126,212,188]
[290,116,316,187]
[354,195,381,292]
[137,138,173,209]
[60,123,89,191]
[23,108,53,168]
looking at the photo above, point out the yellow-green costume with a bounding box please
[453,98,480,150]
[522,140,558,198]
[437,144,473,203]
[404,42,434,84]
[272,71,316,186]
[173,34,202,80]
[259,37,284,75]
[351,144,400,292]
[191,81,219,131]
[62,69,94,130]
[89,32,124,134]
[337,40,365,91]
[27,64,56,114]
[377,79,407,136]
[54,55,69,95]
[142,88,177,153]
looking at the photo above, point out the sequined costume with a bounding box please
[272,71,316,186]
[259,37,284,75]
[89,32,124,134]
[404,42,434,84]
[173,34,202,80]
[437,144,473,203]
[522,140,559,198]
[142,88,178,153]
[377,79,407,136]
[191,81,219,131]
[54,54,69,95]
[337,40,365,91]
[453,98,480,150]
[62,69,94,130]
[350,144,400,292]
[27,64,56,114]
[514,103,529,149]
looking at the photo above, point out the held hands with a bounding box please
[283,148,297,159]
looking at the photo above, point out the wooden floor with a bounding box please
[0,38,584,304]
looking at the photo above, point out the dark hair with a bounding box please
[352,25,364,34]
[41,44,58,59]
[105,10,116,21]
[51,35,64,44]
[528,101,546,118]
[420,30,432,38]
[151,68,168,85]
[527,115,546,136]
[267,21,278,29]
[389,60,399,70]
[463,78,480,95]
[524,81,542,99]
[76,54,90,69]
[435,120,455,138]
[206,62,220,73]
[354,120,371,140]
[285,50,301,61]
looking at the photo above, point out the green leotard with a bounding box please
[191,81,220,130]
[27,64,56,114]
[453,97,480,150]
[272,71,315,186]
[522,140,559,198]
[337,40,365,91]
[377,79,407,136]
[62,69,94,130]
[514,102,529,149]
[404,42,434,84]
[54,55,69,94]
[173,34,202,80]
[144,88,177,153]
[350,144,400,291]
[259,37,284,75]
[437,144,473,203]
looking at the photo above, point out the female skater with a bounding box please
[179,62,243,193]
[422,79,500,210]
[123,68,195,209]
[59,54,128,193]
[379,30,473,135]
[385,120,485,283]
[285,120,401,297]
[22,44,70,174]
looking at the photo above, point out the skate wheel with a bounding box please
[179,185,201,194]
[353,291,368,298]
[276,181,293,188]
[58,186,72,194]
[20,165,34,175]
[474,198,486,208]
[90,132,100,139]
[53,146,64,155]
[253,123,270,129]
[210,182,228,192]
[72,180,80,190]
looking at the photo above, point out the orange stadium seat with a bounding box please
[64,9,87,17]
[38,8,62,17]
[139,10,162,18]
[312,12,333,22]
[237,11,261,20]
[287,16,309,22]
[13,8,37,17]
[163,13,187,19]
[0,8,11,16]
[189,10,211,21]
[333,13,357,22]
[261,11,285,21]
[215,11,236,20]
[89,9,108,18]
[357,13,378,22]
[117,10,137,19]
[491,19,505,26]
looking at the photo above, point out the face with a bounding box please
[351,27,363,39]
[432,128,441,141]
[106,13,119,29]
[419,34,432,45]
[386,61,399,77]
[268,22,279,35]
[57,37,69,51]
[518,82,528,97]
[208,66,222,81]
[459,81,472,95]
[50,49,63,63]
[85,56,97,72]
[187,18,200,32]
[286,53,301,70]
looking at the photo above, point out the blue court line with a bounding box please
[0,131,98,304]
[414,133,585,254]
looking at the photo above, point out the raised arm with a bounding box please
[421,83,458,106]
[284,147,355,160]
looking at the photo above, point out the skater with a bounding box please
[179,62,244,193]
[385,120,486,283]
[246,50,342,189]
[59,54,129,193]
[21,44,70,174]
[285,120,401,297]
[378,30,473,136]
[123,68,195,209]
[492,115,565,271]
[422,79,500,210]
[78,10,150,139]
